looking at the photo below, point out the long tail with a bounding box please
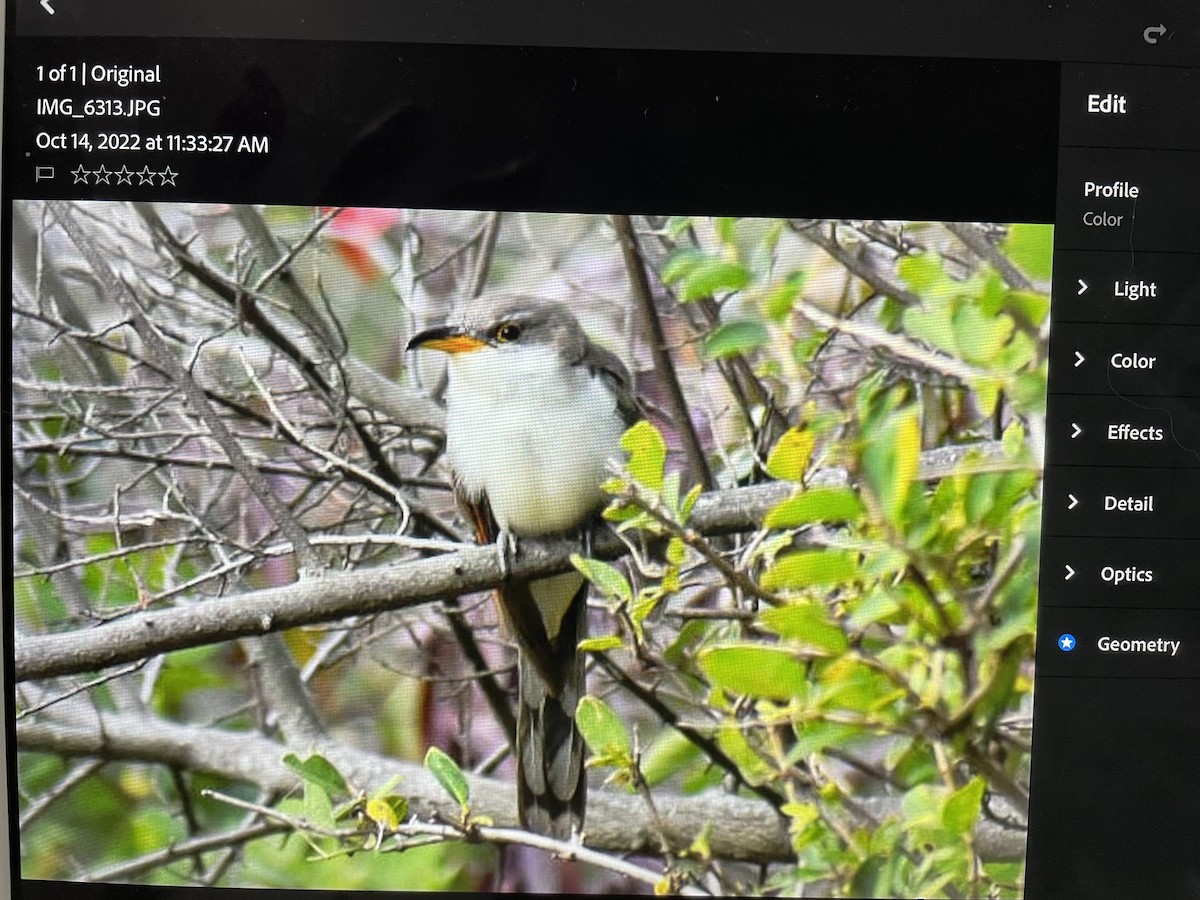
[508,574,588,839]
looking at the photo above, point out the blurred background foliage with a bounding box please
[11,204,1050,896]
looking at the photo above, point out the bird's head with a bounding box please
[406,298,587,362]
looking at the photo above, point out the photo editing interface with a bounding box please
[4,4,1199,900]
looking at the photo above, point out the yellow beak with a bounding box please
[407,327,488,354]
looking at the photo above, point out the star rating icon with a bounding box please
[1058,633,1077,652]
[61,163,180,188]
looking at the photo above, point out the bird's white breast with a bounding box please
[444,344,626,536]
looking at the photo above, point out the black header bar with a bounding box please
[11,0,1200,67]
[8,38,1059,221]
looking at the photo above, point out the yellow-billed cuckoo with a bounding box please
[409,297,638,838]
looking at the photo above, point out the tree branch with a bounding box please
[17,707,1026,864]
[614,214,714,490]
[14,441,1014,683]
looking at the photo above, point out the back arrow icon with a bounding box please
[1071,423,1082,438]
[1074,351,1086,367]
[1068,494,1079,510]
[40,0,54,13]
[1077,279,1089,295]
[1065,564,1076,580]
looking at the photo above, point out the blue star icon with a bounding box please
[1058,633,1077,652]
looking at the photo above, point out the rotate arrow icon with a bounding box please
[1074,351,1086,367]
[1068,494,1079,510]
[1065,564,1076,580]
[1071,423,1082,438]
[1077,279,1088,295]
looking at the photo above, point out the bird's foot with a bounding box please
[495,526,518,579]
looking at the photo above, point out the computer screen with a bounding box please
[4,2,1198,898]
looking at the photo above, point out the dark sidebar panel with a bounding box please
[1025,62,1200,898]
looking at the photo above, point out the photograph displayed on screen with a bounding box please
[11,203,1051,896]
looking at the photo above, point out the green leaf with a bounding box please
[571,555,632,604]
[424,747,470,808]
[847,585,903,629]
[639,728,701,787]
[699,645,810,701]
[303,781,336,830]
[714,216,738,245]
[792,720,862,757]
[763,272,805,322]
[897,252,944,293]
[283,752,350,799]
[1004,288,1051,329]
[703,320,768,359]
[1002,223,1054,280]
[679,258,751,301]
[621,420,667,490]
[951,304,1013,366]
[943,777,985,833]
[715,723,776,785]
[659,247,703,283]
[578,635,623,653]
[765,427,816,482]
[764,487,864,528]
[576,696,632,759]
[861,408,920,529]
[759,603,849,655]
[761,550,857,592]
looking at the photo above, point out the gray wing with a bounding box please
[580,339,642,427]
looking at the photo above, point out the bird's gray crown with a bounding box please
[458,296,588,356]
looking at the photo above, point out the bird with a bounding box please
[408,296,639,839]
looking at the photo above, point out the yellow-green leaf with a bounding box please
[1002,223,1054,280]
[571,555,632,604]
[764,487,864,528]
[943,777,985,833]
[640,728,701,787]
[761,550,857,592]
[766,427,816,482]
[578,635,623,653]
[699,645,809,701]
[621,420,667,490]
[576,696,631,759]
[861,408,920,528]
[365,795,407,831]
[759,603,849,655]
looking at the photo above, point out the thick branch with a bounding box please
[17,708,1026,864]
[14,441,1014,683]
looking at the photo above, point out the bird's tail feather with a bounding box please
[513,577,587,839]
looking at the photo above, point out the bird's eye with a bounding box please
[494,322,523,343]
